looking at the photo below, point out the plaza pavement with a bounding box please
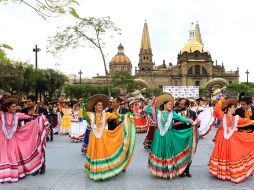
[1,128,254,190]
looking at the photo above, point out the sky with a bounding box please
[0,0,254,82]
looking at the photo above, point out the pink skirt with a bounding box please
[0,116,47,183]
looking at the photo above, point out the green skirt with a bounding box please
[148,126,199,179]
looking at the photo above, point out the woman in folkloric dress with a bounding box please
[209,97,254,183]
[69,104,87,142]
[83,94,136,181]
[143,99,158,150]
[145,93,199,179]
[60,103,72,134]
[0,96,48,183]
[129,99,148,133]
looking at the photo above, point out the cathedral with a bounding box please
[83,21,239,92]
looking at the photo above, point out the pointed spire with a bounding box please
[140,20,151,49]
[195,21,203,45]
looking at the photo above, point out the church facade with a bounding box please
[82,22,239,92]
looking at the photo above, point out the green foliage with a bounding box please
[144,88,163,98]
[199,89,208,97]
[48,16,121,55]
[0,43,12,64]
[1,0,80,19]
[47,16,121,97]
[0,61,68,98]
[226,83,249,96]
[63,84,120,99]
[111,71,136,94]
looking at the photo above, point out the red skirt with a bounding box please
[209,128,254,183]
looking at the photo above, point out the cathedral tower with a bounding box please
[138,21,153,72]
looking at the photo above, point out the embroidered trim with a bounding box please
[1,113,19,140]
[223,115,239,140]
[157,111,173,136]
[90,111,106,139]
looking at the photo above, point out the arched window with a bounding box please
[194,65,201,75]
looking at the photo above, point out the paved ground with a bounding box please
[1,128,254,190]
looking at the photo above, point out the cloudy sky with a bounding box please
[0,0,253,82]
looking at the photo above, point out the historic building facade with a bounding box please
[78,22,239,91]
[134,22,239,91]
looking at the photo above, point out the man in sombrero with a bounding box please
[81,94,136,181]
[145,93,199,179]
[106,96,130,130]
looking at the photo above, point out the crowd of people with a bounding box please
[1,90,254,184]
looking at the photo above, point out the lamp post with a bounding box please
[78,69,83,84]
[246,69,250,85]
[33,44,41,100]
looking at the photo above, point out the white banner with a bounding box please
[163,86,199,99]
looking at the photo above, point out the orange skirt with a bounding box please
[209,128,254,183]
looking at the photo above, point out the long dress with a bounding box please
[69,109,87,141]
[209,101,254,183]
[146,104,199,179]
[84,111,136,180]
[0,112,47,183]
[143,114,157,150]
[133,106,148,133]
[60,108,72,134]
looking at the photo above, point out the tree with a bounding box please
[63,84,120,99]
[144,88,163,98]
[48,16,121,97]
[226,83,249,96]
[43,68,68,98]
[0,0,79,19]
[111,71,136,95]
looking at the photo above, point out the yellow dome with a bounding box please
[181,40,203,53]
[110,54,131,65]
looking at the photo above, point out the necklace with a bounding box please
[90,111,106,139]
[157,110,173,136]
[223,114,239,140]
[1,112,18,140]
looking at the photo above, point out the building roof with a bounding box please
[181,22,204,53]
[110,43,131,65]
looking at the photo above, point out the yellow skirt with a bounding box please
[84,113,136,180]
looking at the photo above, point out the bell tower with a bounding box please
[138,21,153,72]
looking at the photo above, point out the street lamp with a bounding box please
[245,69,250,85]
[33,44,41,70]
[33,44,41,100]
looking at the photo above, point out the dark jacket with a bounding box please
[235,106,254,131]
[172,109,196,130]
[107,107,130,130]
[22,105,48,116]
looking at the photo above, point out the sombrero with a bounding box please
[156,92,174,109]
[3,95,20,105]
[131,90,141,97]
[221,97,238,110]
[85,94,109,112]
[212,88,222,96]
[188,98,196,103]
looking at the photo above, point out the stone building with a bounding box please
[134,22,239,91]
[78,21,239,92]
